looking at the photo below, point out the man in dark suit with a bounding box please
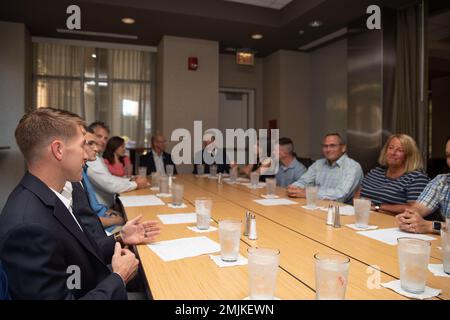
[0,108,157,300]
[139,134,177,175]
[193,134,230,174]
[0,261,10,300]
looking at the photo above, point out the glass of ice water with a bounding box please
[397,238,431,294]
[353,198,371,228]
[195,198,212,230]
[314,253,350,300]
[250,171,260,188]
[209,165,218,177]
[306,186,318,208]
[219,218,241,262]
[442,229,450,274]
[171,183,184,206]
[248,247,280,300]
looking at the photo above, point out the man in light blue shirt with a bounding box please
[274,137,307,187]
[287,133,363,203]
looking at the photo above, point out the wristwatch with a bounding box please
[432,221,442,235]
[114,231,125,246]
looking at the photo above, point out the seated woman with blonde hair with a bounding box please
[354,134,429,214]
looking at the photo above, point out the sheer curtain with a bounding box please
[33,42,154,144]
[107,49,152,146]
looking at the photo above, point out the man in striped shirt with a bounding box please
[397,136,450,234]
[287,133,363,203]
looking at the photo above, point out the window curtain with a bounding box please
[392,1,428,159]
[33,43,153,144]
[34,43,85,117]
[106,49,152,146]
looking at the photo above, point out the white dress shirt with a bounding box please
[87,156,137,207]
[152,150,165,174]
[50,182,84,232]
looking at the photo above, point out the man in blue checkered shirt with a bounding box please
[397,136,450,234]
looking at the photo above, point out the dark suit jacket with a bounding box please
[71,182,116,264]
[0,172,127,300]
[139,149,177,175]
[0,261,10,300]
[192,148,230,174]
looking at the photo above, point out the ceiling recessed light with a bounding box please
[91,53,97,58]
[298,30,305,35]
[309,20,323,27]
[251,34,263,40]
[121,17,135,24]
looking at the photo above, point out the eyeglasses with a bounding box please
[86,140,98,147]
[322,144,342,149]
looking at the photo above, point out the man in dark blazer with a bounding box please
[193,134,230,174]
[0,108,157,300]
[0,261,10,300]
[139,134,177,175]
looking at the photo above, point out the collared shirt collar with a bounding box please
[281,157,298,170]
[327,153,347,168]
[50,182,73,211]
[152,149,163,159]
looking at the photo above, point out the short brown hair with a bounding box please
[15,107,85,162]
[378,134,423,173]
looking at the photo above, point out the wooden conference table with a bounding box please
[121,174,450,300]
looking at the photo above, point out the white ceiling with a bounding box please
[224,0,293,10]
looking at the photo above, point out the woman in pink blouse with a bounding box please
[103,136,132,177]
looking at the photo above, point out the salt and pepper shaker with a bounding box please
[244,211,251,236]
[326,203,334,226]
[333,205,341,228]
[248,213,258,240]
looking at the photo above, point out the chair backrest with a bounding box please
[297,156,314,169]
[0,261,11,300]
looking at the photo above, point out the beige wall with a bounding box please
[156,36,219,172]
[261,41,347,160]
[262,50,311,157]
[309,39,348,159]
[0,21,30,211]
[279,50,310,157]
[219,54,264,129]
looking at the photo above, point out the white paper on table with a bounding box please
[187,226,218,233]
[381,280,441,299]
[157,213,197,224]
[253,198,298,206]
[261,194,280,199]
[319,205,355,216]
[357,227,436,246]
[156,193,172,198]
[119,195,165,207]
[209,254,248,267]
[243,296,281,300]
[301,205,322,210]
[345,224,379,231]
[167,203,187,209]
[428,264,450,278]
[241,182,266,189]
[147,236,220,262]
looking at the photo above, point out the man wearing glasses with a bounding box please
[287,133,363,203]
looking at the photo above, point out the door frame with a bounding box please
[219,87,255,129]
